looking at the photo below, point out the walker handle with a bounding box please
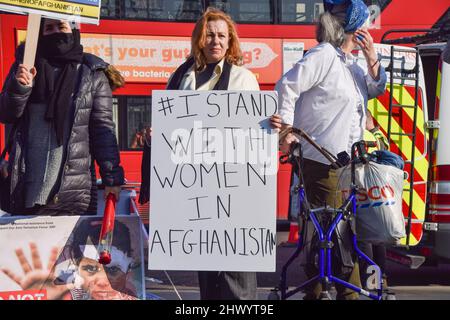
[98,193,116,265]
[365,141,378,148]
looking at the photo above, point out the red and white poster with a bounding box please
[80,34,283,84]
[18,30,316,84]
[0,215,145,300]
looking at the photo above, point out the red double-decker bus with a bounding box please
[0,0,448,223]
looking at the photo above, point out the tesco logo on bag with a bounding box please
[341,185,396,208]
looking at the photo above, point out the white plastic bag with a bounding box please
[337,161,406,245]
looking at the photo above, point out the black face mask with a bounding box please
[40,32,75,57]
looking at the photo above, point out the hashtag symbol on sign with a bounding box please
[158,97,175,116]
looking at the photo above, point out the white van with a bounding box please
[367,32,450,268]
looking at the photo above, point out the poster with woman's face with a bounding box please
[0,215,145,300]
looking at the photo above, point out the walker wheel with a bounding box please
[319,291,332,300]
[268,289,280,300]
[383,292,397,300]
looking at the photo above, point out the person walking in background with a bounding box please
[0,18,124,215]
[138,124,152,205]
[271,0,387,299]
[130,124,152,149]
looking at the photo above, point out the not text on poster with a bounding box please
[149,90,278,272]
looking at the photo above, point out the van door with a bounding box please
[430,42,450,259]
[357,43,429,246]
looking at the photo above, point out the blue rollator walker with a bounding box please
[270,127,384,300]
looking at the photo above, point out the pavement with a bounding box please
[144,243,450,300]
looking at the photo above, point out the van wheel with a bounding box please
[268,289,280,300]
[382,291,397,300]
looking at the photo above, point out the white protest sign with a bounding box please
[149,90,278,272]
[1,0,101,74]
[0,0,101,25]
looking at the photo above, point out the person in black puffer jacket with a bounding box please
[0,18,124,216]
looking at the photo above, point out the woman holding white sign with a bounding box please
[163,7,260,300]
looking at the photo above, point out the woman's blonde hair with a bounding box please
[104,64,125,91]
[190,7,243,71]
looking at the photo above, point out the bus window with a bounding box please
[209,0,273,23]
[101,0,203,21]
[112,97,119,141]
[100,0,119,18]
[279,0,323,23]
[173,0,204,21]
[278,0,391,24]
[100,0,392,24]
[125,96,152,150]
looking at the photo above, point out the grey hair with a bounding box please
[316,11,345,48]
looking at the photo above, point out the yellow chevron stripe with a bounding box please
[400,226,419,246]
[368,88,429,246]
[368,98,428,182]
[436,69,442,101]
[399,180,426,246]
[402,182,426,221]
[387,85,427,147]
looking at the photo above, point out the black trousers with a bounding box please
[358,242,387,286]
[198,271,257,300]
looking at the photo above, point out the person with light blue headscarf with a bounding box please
[271,0,387,300]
